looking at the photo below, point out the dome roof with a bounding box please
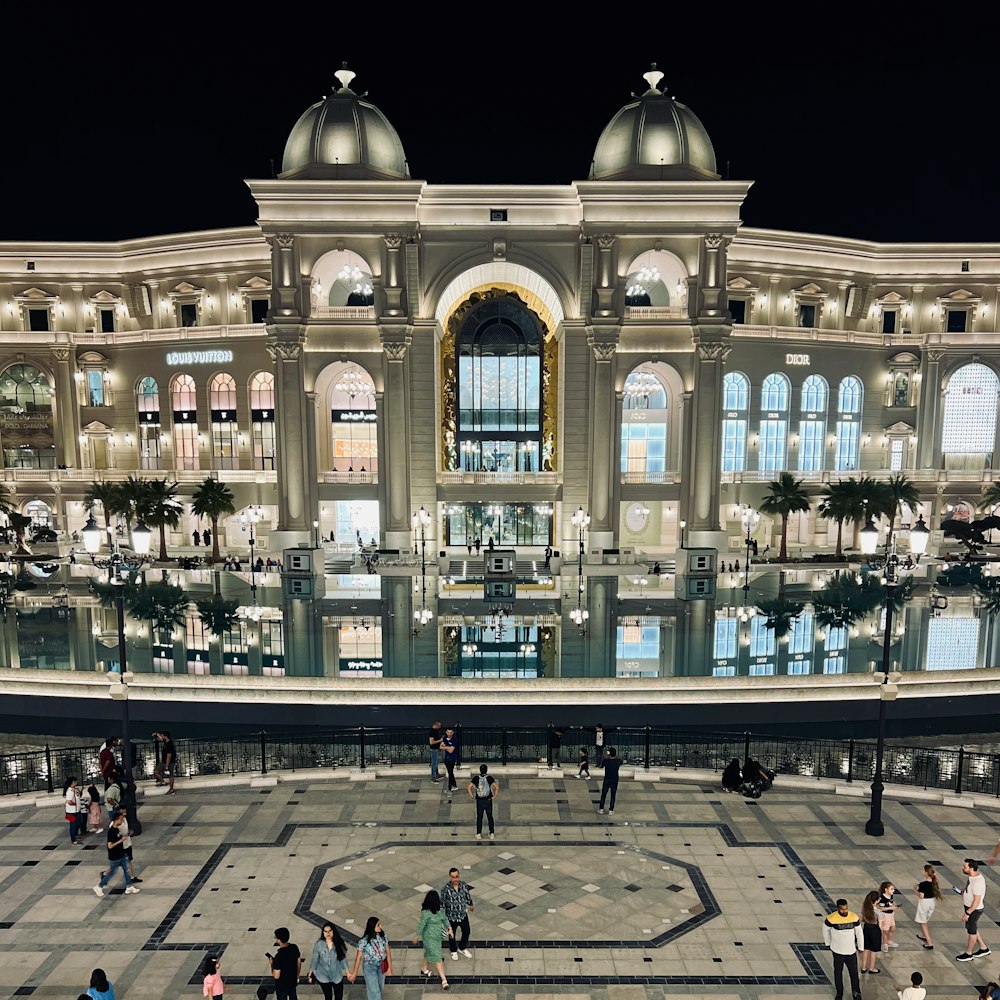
[590,67,718,181]
[280,65,409,180]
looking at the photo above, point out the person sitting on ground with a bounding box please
[896,970,925,1000]
[978,982,1000,1000]
[721,757,743,793]
[743,758,775,791]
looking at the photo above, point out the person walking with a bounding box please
[64,776,84,845]
[548,726,563,767]
[441,727,458,798]
[92,813,139,896]
[428,721,443,783]
[895,971,925,1000]
[473,537,481,555]
[877,881,898,950]
[267,926,302,1000]
[201,955,224,999]
[598,746,622,815]
[823,898,864,1000]
[103,777,122,828]
[412,890,452,990]
[153,730,177,793]
[577,745,590,779]
[956,858,990,962]
[914,863,941,949]
[468,764,498,840]
[348,916,392,1000]
[306,922,349,1000]
[115,806,142,883]
[86,968,116,1000]
[860,890,883,974]
[441,868,474,960]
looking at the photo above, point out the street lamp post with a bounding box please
[860,513,928,836]
[679,518,687,550]
[412,506,433,632]
[240,506,263,596]
[82,512,152,780]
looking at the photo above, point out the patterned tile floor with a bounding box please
[0,771,998,999]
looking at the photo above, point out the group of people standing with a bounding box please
[823,858,990,1000]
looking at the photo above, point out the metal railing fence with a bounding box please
[3,726,999,800]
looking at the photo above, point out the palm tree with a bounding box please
[818,480,859,559]
[756,596,805,639]
[981,482,1000,516]
[92,580,188,634]
[0,483,13,519]
[141,478,182,562]
[195,596,241,639]
[8,512,33,555]
[84,481,123,531]
[189,478,236,563]
[878,472,921,530]
[760,472,811,562]
[117,475,151,531]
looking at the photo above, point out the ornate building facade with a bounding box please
[1,66,998,723]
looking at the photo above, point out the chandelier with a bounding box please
[335,370,374,399]
[623,370,660,404]
[338,262,373,297]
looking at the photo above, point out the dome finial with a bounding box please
[334,62,356,93]
[642,63,664,95]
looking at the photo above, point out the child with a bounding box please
[577,747,590,779]
[896,971,925,1000]
[85,784,103,835]
[877,881,898,950]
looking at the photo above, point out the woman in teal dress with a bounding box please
[412,889,453,990]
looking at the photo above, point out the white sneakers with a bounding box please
[460,949,472,959]
[92,886,104,897]
[489,833,495,841]
[451,953,459,961]
[125,886,141,894]
[608,810,614,816]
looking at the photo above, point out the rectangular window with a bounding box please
[758,419,787,472]
[946,309,968,333]
[729,298,746,324]
[749,617,775,658]
[99,308,115,333]
[797,303,816,328]
[721,419,747,472]
[798,420,825,472]
[212,422,239,470]
[250,297,269,324]
[28,308,49,332]
[173,423,200,471]
[786,659,812,675]
[925,617,980,670]
[252,421,276,470]
[892,372,910,407]
[823,656,845,674]
[180,303,198,328]
[620,422,666,475]
[834,421,860,471]
[787,612,814,655]
[85,370,105,407]
[881,310,897,334]
[139,424,161,470]
[713,618,737,659]
[889,437,905,472]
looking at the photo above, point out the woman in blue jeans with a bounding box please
[348,916,392,1000]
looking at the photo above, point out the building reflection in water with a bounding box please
[0,562,998,680]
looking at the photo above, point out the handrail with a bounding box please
[1,726,991,799]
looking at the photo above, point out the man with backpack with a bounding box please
[467,764,499,841]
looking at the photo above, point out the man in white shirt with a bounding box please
[896,971,926,1000]
[956,858,990,962]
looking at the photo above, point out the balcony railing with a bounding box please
[2,468,277,484]
[621,471,681,484]
[318,471,379,484]
[625,306,688,321]
[4,726,998,798]
[311,306,376,321]
[439,471,560,485]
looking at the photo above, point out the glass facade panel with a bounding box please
[942,363,999,455]
[758,419,787,472]
[445,502,552,547]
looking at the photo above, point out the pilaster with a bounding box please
[586,328,620,545]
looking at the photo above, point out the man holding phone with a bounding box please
[955,859,990,962]
[267,926,302,1000]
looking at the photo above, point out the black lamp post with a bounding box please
[412,506,432,631]
[240,506,263,596]
[82,512,151,781]
[859,513,928,836]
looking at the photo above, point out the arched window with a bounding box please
[721,372,749,473]
[170,374,199,472]
[835,376,863,471]
[457,297,542,473]
[209,373,238,470]
[136,377,161,470]
[0,363,54,469]
[758,373,790,473]
[798,375,828,472]
[621,370,667,479]
[331,366,377,474]
[249,372,276,471]
[24,499,52,528]
[942,363,999,462]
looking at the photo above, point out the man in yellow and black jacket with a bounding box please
[823,898,864,1000]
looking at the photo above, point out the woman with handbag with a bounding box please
[348,916,392,1000]
[412,890,452,990]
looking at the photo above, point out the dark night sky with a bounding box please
[2,7,996,245]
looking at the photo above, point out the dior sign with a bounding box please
[785,353,811,366]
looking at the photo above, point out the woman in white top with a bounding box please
[63,776,84,845]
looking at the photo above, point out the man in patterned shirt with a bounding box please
[441,867,474,960]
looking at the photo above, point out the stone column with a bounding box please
[587,335,618,549]
[381,339,412,549]
[918,348,945,470]
[50,347,79,468]
[698,234,729,320]
[382,234,404,317]
[767,275,780,327]
[595,235,616,318]
[373,391,388,536]
[836,282,850,331]
[218,275,231,326]
[269,234,301,319]
[910,285,925,336]
[304,390,319,530]
[266,337,310,537]
[678,391,693,547]
[689,342,730,532]
[584,578,613,677]
[148,280,161,330]
[383,578,413,676]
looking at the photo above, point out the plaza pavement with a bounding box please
[0,762,998,1000]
